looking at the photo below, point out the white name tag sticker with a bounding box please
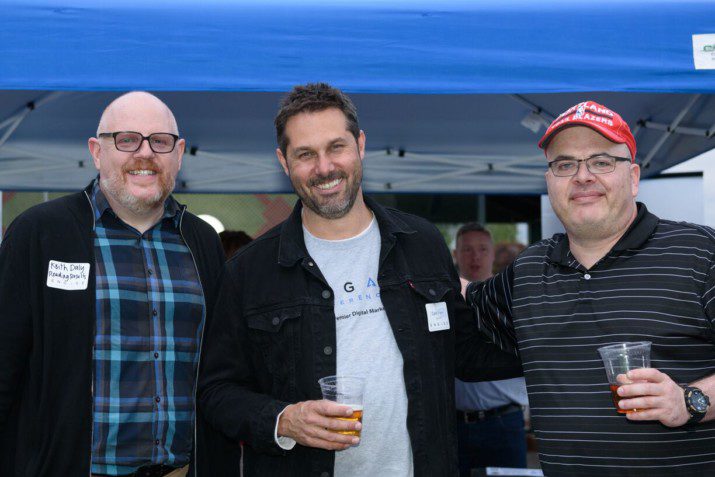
[46,260,90,290]
[426,301,450,332]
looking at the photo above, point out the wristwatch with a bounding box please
[683,386,710,425]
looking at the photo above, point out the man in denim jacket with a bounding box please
[199,83,521,477]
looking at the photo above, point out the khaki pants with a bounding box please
[165,467,188,477]
[92,465,188,477]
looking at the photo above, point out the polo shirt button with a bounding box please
[148,269,153,275]
[155,396,161,403]
[155,439,160,445]
[428,288,436,296]
[322,290,331,299]
[323,346,333,355]
[272,317,280,326]
[154,352,159,359]
[308,261,315,267]
[152,309,158,316]
[584,273,591,280]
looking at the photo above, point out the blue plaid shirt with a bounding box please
[90,181,205,475]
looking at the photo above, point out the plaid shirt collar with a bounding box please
[90,177,183,229]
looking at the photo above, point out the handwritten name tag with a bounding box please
[46,260,90,290]
[426,301,450,332]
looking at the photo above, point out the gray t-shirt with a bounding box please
[304,217,413,477]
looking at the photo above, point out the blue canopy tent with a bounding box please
[1,0,714,194]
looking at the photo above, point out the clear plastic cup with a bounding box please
[597,341,651,414]
[318,375,365,436]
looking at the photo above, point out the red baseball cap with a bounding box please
[538,101,636,162]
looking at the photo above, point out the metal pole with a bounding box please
[641,94,701,169]
[477,194,486,224]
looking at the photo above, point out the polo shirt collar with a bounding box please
[548,202,658,266]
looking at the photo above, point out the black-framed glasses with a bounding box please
[98,131,180,153]
[548,154,631,177]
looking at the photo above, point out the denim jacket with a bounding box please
[198,196,522,477]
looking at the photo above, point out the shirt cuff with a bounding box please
[274,406,297,450]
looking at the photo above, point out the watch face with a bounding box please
[692,392,709,412]
[689,389,710,413]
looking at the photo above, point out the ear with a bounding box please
[276,147,289,176]
[88,137,102,171]
[630,163,640,198]
[358,130,366,161]
[175,138,186,170]
[452,248,458,262]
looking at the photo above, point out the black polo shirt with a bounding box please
[468,203,715,477]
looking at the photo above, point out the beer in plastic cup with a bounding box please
[318,375,364,437]
[597,341,651,414]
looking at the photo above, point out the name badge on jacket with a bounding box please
[46,260,90,290]
[426,302,450,331]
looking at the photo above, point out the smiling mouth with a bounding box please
[128,170,157,176]
[571,191,603,200]
[315,178,342,190]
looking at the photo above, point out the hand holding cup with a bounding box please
[318,376,365,438]
[597,341,651,414]
[277,399,361,450]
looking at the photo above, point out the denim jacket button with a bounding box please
[321,290,331,299]
[323,346,333,355]
[428,288,436,296]
[271,317,280,326]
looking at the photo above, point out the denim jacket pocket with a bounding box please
[409,279,452,303]
[408,278,454,336]
[246,306,302,333]
[245,305,302,398]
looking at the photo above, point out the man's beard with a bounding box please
[292,167,362,220]
[101,160,174,215]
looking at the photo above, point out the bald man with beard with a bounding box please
[0,92,234,477]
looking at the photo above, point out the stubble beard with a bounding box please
[292,166,362,220]
[100,168,174,216]
[560,202,626,242]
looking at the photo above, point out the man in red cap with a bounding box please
[466,101,715,476]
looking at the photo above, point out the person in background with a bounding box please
[219,229,253,259]
[453,223,529,475]
[492,242,526,275]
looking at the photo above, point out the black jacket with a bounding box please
[199,197,522,477]
[0,183,237,477]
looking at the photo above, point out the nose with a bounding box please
[315,152,333,176]
[572,160,595,183]
[133,138,155,157]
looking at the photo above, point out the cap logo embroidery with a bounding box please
[538,100,636,161]
[574,103,586,119]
